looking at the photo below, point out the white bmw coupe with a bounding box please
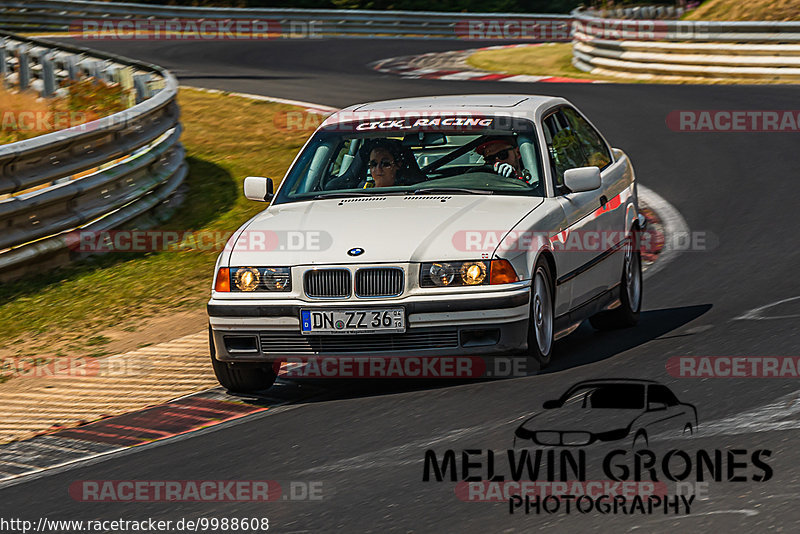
[207,95,642,392]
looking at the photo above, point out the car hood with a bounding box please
[226,195,544,266]
[518,407,643,435]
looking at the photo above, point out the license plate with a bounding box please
[300,308,405,334]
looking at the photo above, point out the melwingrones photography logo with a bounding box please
[422,377,774,516]
[513,379,698,449]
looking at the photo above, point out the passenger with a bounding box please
[362,139,404,188]
[476,136,524,179]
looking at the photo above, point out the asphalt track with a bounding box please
[4,38,800,532]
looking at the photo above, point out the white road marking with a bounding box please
[628,509,759,530]
[695,388,800,437]
[183,86,338,114]
[733,295,800,321]
[644,387,800,444]
[501,75,548,83]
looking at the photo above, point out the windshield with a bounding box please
[272,119,545,204]
[561,384,646,410]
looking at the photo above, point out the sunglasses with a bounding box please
[484,148,511,163]
[368,159,395,169]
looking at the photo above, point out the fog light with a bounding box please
[223,335,259,353]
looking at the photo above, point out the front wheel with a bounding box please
[527,261,555,369]
[590,232,642,330]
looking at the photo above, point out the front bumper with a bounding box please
[208,287,531,362]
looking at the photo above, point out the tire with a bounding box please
[209,328,277,393]
[526,260,555,369]
[589,229,642,330]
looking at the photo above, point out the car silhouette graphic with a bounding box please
[514,379,697,448]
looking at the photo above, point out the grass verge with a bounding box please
[466,42,800,85]
[1,80,124,144]
[466,43,605,81]
[0,88,317,367]
[683,0,800,21]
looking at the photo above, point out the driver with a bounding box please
[476,136,524,179]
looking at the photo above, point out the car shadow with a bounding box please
[544,303,713,373]
[230,303,713,405]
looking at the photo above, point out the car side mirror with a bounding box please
[647,401,668,412]
[542,399,560,409]
[244,176,274,202]
[563,167,601,193]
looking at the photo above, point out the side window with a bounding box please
[329,139,355,177]
[648,385,679,407]
[561,107,612,170]
[543,110,589,190]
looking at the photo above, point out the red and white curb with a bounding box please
[371,44,601,84]
[184,86,338,115]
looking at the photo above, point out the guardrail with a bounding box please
[0,0,571,39]
[572,9,800,81]
[0,31,183,278]
[580,5,686,20]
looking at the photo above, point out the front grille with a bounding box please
[260,330,459,354]
[355,268,404,297]
[304,269,351,298]
[534,431,593,446]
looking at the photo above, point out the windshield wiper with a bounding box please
[411,187,494,195]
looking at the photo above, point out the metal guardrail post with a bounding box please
[17,45,29,89]
[119,66,135,108]
[63,53,78,80]
[133,73,151,103]
[0,44,6,82]
[41,52,56,97]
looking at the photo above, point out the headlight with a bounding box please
[234,267,260,291]
[421,261,489,287]
[228,267,291,292]
[261,267,291,291]
[420,260,518,287]
[428,262,456,286]
[460,261,486,285]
